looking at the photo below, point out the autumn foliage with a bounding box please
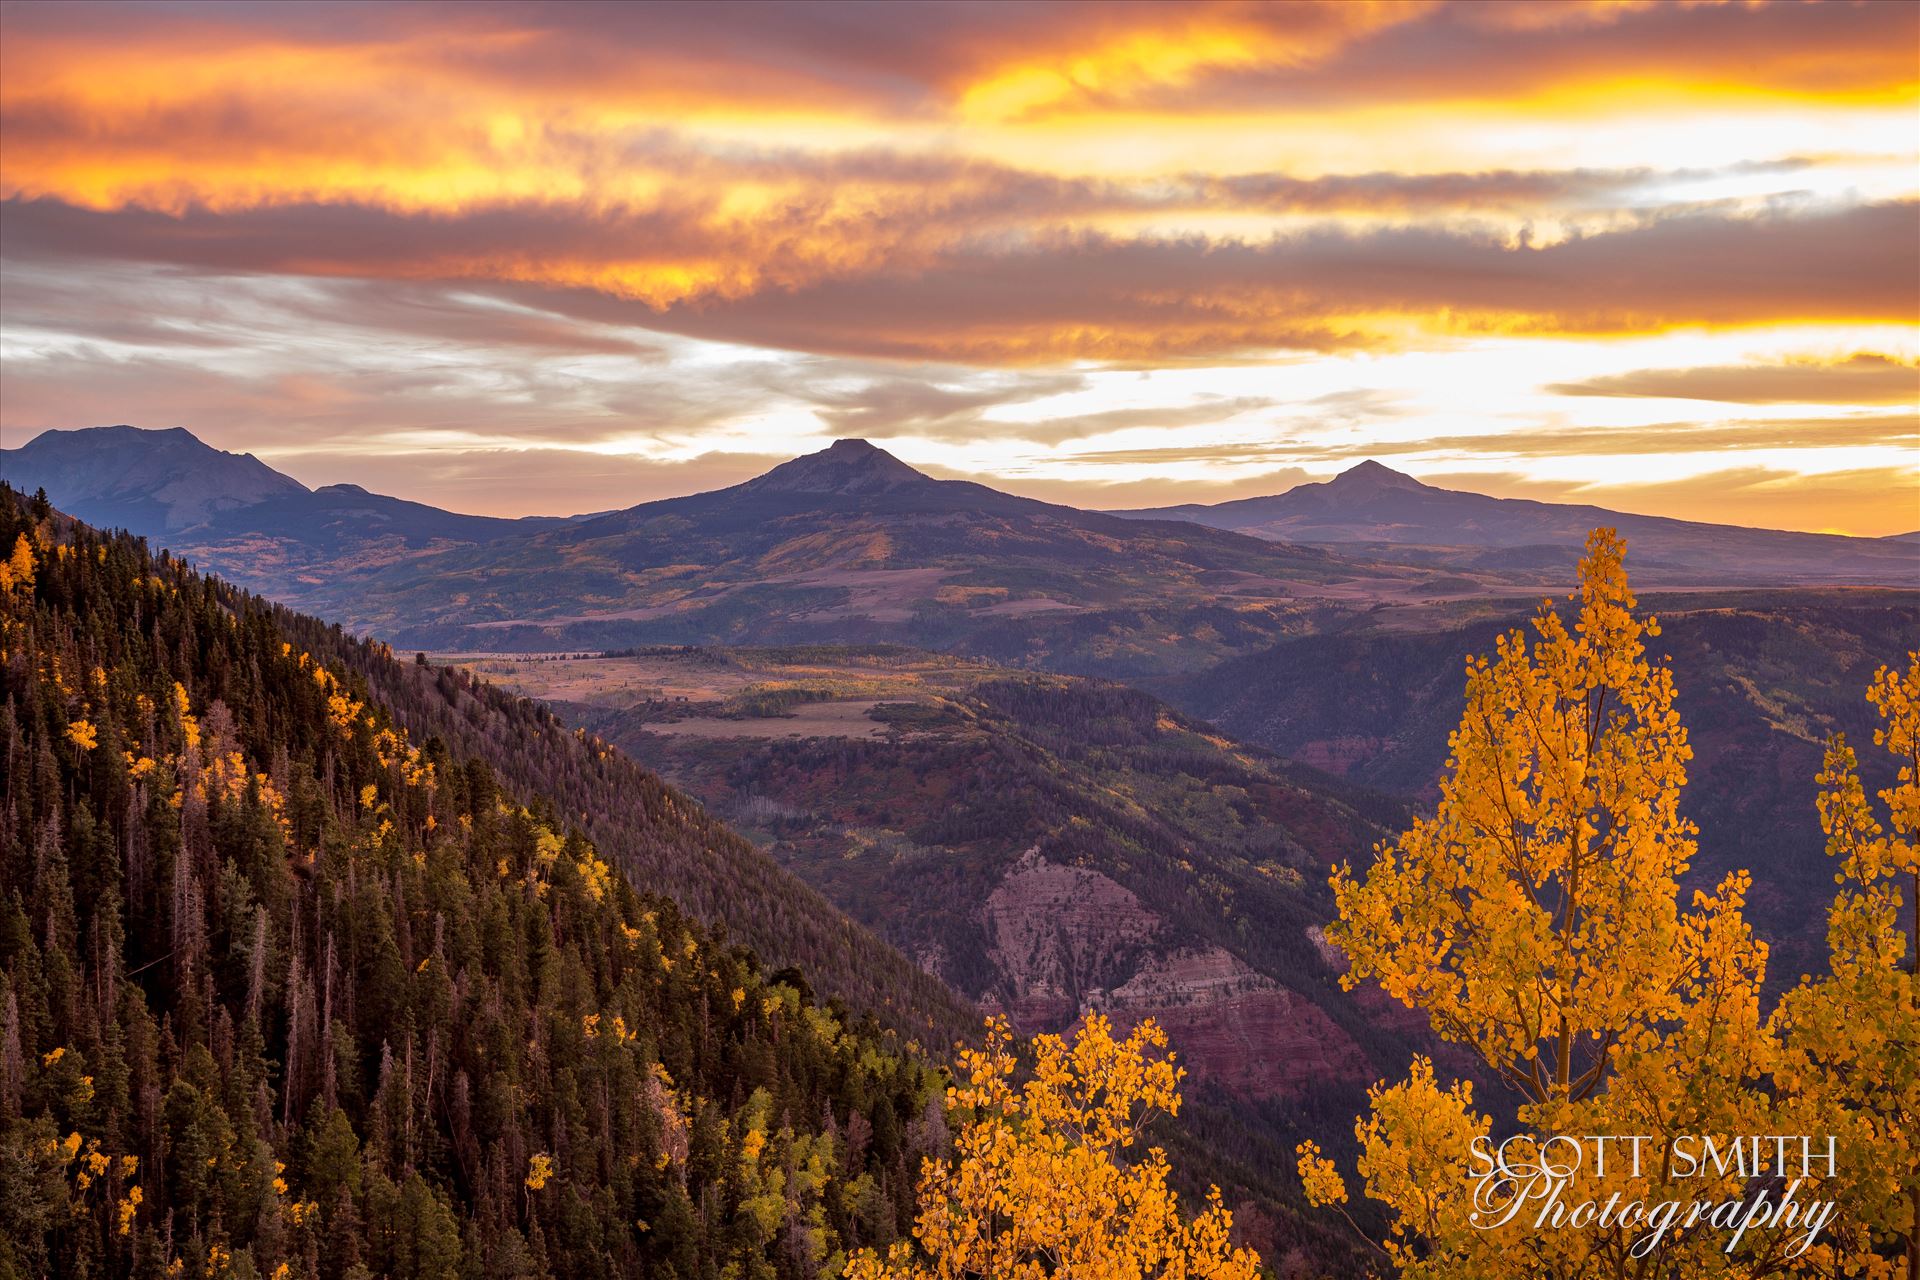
[1298,529,1918,1278]
[0,489,950,1280]
[847,1013,1261,1280]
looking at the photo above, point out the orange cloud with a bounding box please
[9,195,1913,364]
[1549,354,1920,404]
[0,0,1914,524]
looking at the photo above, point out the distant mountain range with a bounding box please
[2,425,568,585]
[1116,459,1917,584]
[3,427,1381,663]
[4,426,1913,662]
[3,424,305,529]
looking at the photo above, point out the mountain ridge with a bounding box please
[1116,458,1917,584]
[2,423,306,529]
[8,428,1913,665]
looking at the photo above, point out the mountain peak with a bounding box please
[1324,460,1426,494]
[1,424,307,531]
[739,438,931,496]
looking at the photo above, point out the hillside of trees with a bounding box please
[272,631,976,1055]
[548,656,1431,1262]
[1164,588,1919,985]
[0,485,956,1279]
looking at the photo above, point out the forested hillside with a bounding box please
[480,645,1431,1254]
[1164,588,1920,984]
[277,637,975,1051]
[0,485,952,1280]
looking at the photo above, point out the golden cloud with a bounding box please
[1549,354,1920,405]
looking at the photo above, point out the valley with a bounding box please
[5,426,1915,1272]
[435,643,1468,1226]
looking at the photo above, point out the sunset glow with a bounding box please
[1,0,1915,532]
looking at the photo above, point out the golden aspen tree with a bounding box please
[1770,655,1919,1279]
[846,1013,1261,1280]
[1298,531,1810,1278]
[0,533,33,594]
[1326,528,1720,1103]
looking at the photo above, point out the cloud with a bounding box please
[508,200,1920,363]
[790,369,1271,444]
[20,192,1890,366]
[0,260,785,473]
[7,2,1911,131]
[0,0,1912,530]
[1204,160,1819,215]
[279,446,788,518]
[779,369,1087,440]
[3,192,1896,366]
[0,1,1420,125]
[939,465,1321,511]
[1118,0,1920,116]
[1549,354,1920,405]
[1416,415,1919,459]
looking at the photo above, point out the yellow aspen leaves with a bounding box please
[1769,653,1919,1276]
[846,1013,1261,1280]
[577,850,614,901]
[525,1152,554,1191]
[1300,532,1916,1278]
[1328,530,1709,1102]
[1295,1140,1347,1206]
[66,718,97,751]
[0,533,35,596]
[172,682,200,751]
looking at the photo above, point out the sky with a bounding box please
[0,0,1916,534]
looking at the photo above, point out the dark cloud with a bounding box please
[1549,354,1920,405]
[18,193,1890,365]
[792,371,1086,439]
[0,1,1401,117]
[1107,0,1920,116]
[519,200,1920,363]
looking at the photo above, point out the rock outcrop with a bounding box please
[982,851,1365,1098]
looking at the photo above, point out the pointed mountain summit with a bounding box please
[739,438,931,496]
[1321,459,1428,496]
[279,434,1355,646]
[1116,456,1916,586]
